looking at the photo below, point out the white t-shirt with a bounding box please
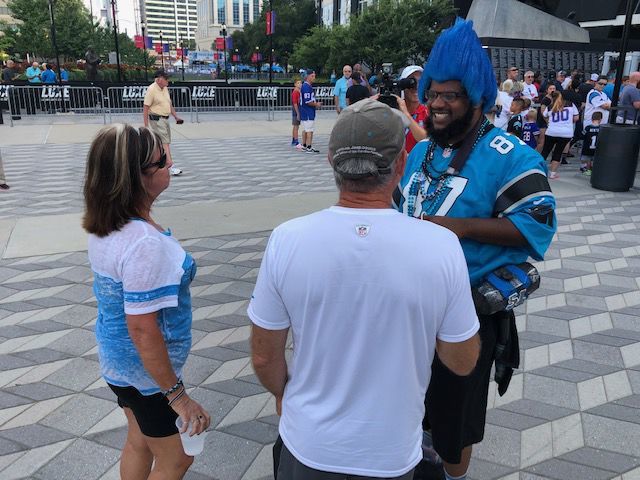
[561,77,572,90]
[248,207,479,477]
[544,105,579,138]
[584,89,610,126]
[494,90,513,129]
[522,83,538,101]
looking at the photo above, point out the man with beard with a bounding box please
[392,18,557,480]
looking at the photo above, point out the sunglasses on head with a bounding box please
[145,150,167,170]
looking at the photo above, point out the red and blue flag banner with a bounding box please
[145,36,153,49]
[176,48,182,57]
[155,43,163,54]
[215,37,225,50]
[163,43,170,53]
[226,37,233,50]
[266,10,275,35]
[232,54,240,62]
[135,35,143,49]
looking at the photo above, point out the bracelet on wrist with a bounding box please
[168,388,186,406]
[162,379,183,397]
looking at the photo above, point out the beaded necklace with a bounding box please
[406,118,491,218]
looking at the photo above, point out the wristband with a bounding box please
[168,388,186,406]
[162,379,183,397]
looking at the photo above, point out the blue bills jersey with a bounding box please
[393,128,556,286]
[300,81,317,121]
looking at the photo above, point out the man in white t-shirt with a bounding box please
[522,70,538,101]
[584,75,611,126]
[248,99,480,480]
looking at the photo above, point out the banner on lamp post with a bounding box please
[266,11,275,35]
[135,35,143,49]
[215,37,224,50]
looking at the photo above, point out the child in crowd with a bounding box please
[507,97,526,139]
[581,111,602,176]
[522,109,541,150]
[291,79,302,149]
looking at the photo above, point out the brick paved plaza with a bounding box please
[0,116,639,479]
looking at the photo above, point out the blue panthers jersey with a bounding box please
[393,128,556,286]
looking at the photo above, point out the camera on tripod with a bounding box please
[378,62,418,109]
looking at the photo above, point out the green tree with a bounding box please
[235,0,316,67]
[6,0,95,59]
[291,0,455,76]
[288,25,331,74]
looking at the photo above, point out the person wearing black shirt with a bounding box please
[578,74,598,104]
[506,98,525,138]
[1,60,21,120]
[536,84,556,153]
[346,71,371,105]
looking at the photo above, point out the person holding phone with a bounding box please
[143,69,184,176]
[83,124,210,479]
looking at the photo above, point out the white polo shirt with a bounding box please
[248,207,479,477]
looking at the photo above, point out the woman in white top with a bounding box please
[541,91,579,179]
[83,124,210,479]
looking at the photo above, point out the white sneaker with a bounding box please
[170,167,183,176]
[549,171,559,180]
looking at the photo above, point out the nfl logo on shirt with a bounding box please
[355,225,370,237]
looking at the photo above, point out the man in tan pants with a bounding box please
[143,69,184,176]
[0,152,9,190]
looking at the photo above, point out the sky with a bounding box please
[83,0,139,39]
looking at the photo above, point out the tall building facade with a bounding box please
[319,0,373,26]
[141,0,198,46]
[196,0,263,50]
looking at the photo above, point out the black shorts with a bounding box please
[108,384,179,438]
[422,313,499,464]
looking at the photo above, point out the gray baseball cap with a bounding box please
[328,99,405,179]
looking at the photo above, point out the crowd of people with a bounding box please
[491,66,640,178]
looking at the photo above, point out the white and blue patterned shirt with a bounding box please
[89,219,196,395]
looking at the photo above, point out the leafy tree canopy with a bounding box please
[292,0,454,75]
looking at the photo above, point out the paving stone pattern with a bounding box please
[1,164,640,477]
[0,136,334,219]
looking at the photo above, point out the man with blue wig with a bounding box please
[392,18,557,480]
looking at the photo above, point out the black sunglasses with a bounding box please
[597,82,607,86]
[145,151,167,170]
[425,90,468,103]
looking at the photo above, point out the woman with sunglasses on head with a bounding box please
[83,124,210,480]
[395,65,428,153]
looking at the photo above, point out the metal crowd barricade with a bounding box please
[6,85,105,126]
[106,86,193,123]
[192,86,281,122]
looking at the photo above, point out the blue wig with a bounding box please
[419,18,497,113]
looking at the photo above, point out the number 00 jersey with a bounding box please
[393,129,557,286]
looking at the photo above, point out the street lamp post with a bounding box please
[141,22,149,82]
[179,34,185,81]
[255,46,260,80]
[220,23,228,84]
[110,0,122,82]
[268,0,273,85]
[47,0,62,85]
[159,30,165,70]
[47,0,64,113]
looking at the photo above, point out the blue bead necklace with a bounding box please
[407,119,490,218]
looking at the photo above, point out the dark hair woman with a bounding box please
[83,124,210,479]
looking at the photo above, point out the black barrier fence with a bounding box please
[1,83,339,125]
